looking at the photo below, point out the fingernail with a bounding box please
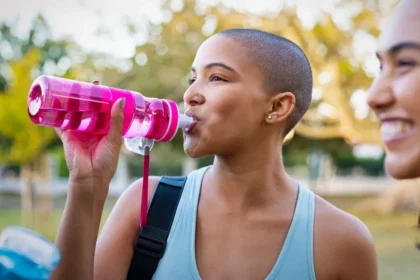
[93,81,100,85]
[120,98,126,110]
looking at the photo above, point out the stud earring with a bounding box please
[267,115,272,120]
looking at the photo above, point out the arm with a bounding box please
[50,98,129,280]
[337,216,378,280]
[314,197,378,280]
[52,176,160,280]
[94,176,160,280]
[51,179,108,280]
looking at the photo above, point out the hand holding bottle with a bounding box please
[55,83,125,199]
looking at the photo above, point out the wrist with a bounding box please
[68,177,110,202]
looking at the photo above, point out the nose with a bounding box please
[366,73,395,112]
[183,83,205,108]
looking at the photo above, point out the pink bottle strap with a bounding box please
[140,146,150,227]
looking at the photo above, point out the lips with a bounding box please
[183,111,200,133]
[380,119,415,143]
[183,121,198,133]
[185,111,199,121]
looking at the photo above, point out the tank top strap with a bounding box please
[267,184,316,280]
[166,166,209,244]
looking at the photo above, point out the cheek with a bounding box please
[207,92,248,125]
[204,84,266,139]
[211,101,260,137]
[394,71,420,117]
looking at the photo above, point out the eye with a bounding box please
[188,78,196,85]
[397,60,416,68]
[210,75,226,82]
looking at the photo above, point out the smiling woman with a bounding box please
[367,0,420,253]
[367,0,420,180]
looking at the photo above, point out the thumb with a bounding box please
[106,98,125,146]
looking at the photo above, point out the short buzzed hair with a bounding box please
[218,29,313,136]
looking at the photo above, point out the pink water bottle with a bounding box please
[27,75,192,142]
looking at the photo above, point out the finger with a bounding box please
[106,98,125,146]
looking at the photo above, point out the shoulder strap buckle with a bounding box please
[135,226,168,258]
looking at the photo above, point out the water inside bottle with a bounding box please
[27,83,166,136]
[27,76,178,139]
[28,83,113,133]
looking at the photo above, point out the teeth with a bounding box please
[380,122,411,140]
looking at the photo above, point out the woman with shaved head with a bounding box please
[51,29,377,279]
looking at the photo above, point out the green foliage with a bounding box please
[0,16,114,165]
[112,0,385,157]
[0,50,57,164]
[0,1,390,170]
[0,16,72,89]
[335,152,385,176]
[283,134,385,175]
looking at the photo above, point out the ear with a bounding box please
[265,92,296,123]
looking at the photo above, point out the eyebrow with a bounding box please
[190,62,236,73]
[377,41,420,58]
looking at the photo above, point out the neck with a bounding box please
[204,140,296,212]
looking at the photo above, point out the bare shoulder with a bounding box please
[313,195,377,280]
[93,176,161,280]
[123,176,162,208]
[314,195,373,245]
[109,175,162,224]
[104,175,162,238]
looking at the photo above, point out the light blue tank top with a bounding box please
[153,166,316,280]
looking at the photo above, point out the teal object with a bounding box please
[0,226,60,280]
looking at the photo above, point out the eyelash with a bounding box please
[378,60,416,72]
[397,60,416,67]
[188,75,227,85]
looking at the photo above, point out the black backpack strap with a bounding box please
[126,176,187,280]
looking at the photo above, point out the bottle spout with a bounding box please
[178,114,193,129]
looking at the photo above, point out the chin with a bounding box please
[385,153,420,180]
[183,143,207,159]
[184,150,203,159]
[183,135,234,158]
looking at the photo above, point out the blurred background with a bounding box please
[0,0,419,279]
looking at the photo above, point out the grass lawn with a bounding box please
[355,212,420,280]
[1,208,419,279]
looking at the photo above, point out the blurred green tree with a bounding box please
[111,0,390,174]
[0,15,104,232]
[0,15,81,165]
[0,49,57,165]
[0,14,120,165]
